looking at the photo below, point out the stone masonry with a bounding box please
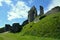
[39,6,44,16]
[28,6,37,22]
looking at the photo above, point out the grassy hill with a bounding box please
[0,12,60,40]
[0,33,60,40]
[21,12,60,38]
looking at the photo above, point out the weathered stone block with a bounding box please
[28,6,37,22]
[39,6,44,16]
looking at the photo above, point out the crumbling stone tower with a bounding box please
[39,6,44,16]
[28,6,37,22]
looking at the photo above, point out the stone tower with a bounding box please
[28,6,37,22]
[39,6,44,16]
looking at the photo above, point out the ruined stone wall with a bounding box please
[28,6,37,22]
[28,6,44,23]
[39,6,44,16]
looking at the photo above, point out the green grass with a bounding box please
[21,12,60,38]
[0,33,60,40]
[0,12,60,40]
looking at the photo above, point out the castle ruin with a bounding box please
[28,6,44,23]
[39,6,44,16]
[28,6,37,22]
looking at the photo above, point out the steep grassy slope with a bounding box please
[0,12,60,40]
[21,12,60,38]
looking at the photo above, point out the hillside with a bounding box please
[0,6,60,40]
[0,33,60,40]
[0,12,60,40]
[21,12,60,39]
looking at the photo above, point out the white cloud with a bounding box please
[8,1,30,21]
[4,0,12,5]
[0,0,12,6]
[48,0,60,11]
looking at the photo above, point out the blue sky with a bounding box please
[0,0,60,28]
